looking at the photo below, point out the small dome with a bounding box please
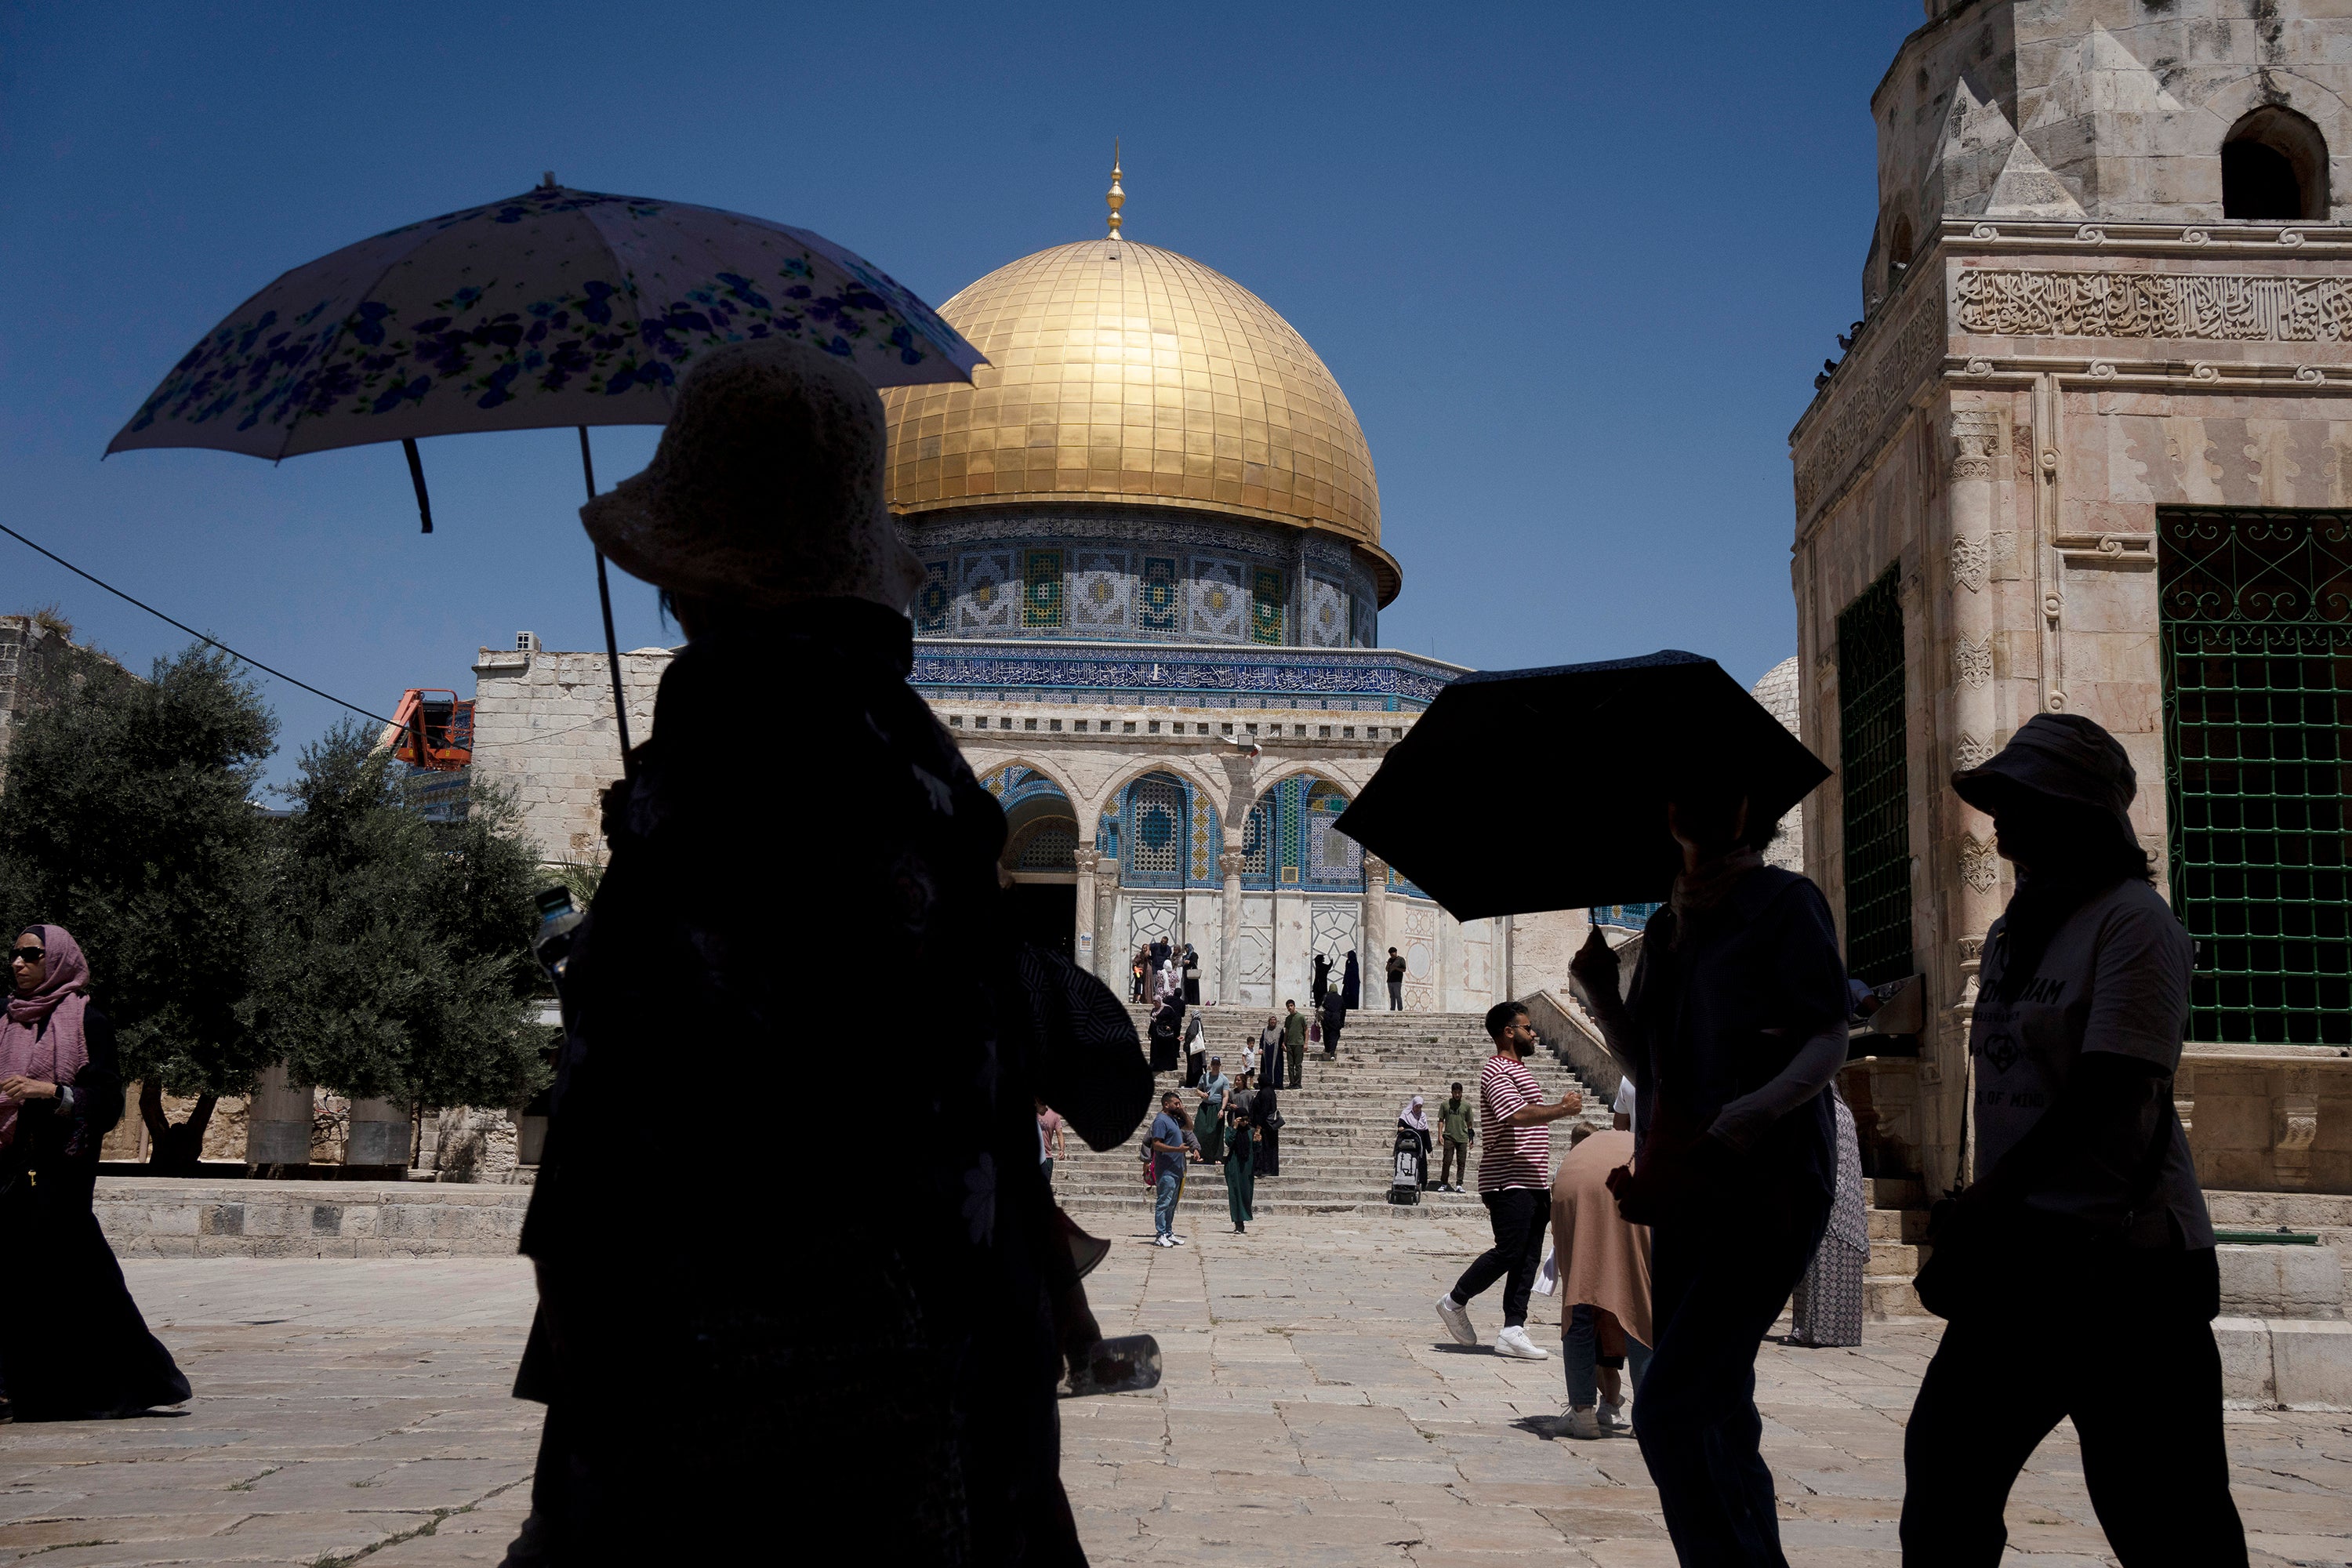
[881,239,1393,597]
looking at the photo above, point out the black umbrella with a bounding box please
[1335,650,1829,919]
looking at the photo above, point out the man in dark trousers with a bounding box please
[1386,947,1406,1010]
[1435,1003,1582,1360]
[1281,1000,1308,1090]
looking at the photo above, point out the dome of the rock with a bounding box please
[881,238,1396,604]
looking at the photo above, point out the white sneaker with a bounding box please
[1155,1236,1174,1247]
[1436,1294,1477,1347]
[1494,1325,1549,1360]
[1169,1235,1186,1246]
[1598,1396,1628,1432]
[1559,1405,1600,1439]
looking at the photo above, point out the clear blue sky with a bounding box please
[1,1,1919,785]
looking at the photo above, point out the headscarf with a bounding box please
[1,924,93,1152]
[1399,1095,1429,1133]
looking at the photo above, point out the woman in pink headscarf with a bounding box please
[2,924,189,1420]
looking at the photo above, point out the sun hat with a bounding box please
[1951,712,2138,847]
[579,337,924,612]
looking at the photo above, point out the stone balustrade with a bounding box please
[2180,1049,2352,1195]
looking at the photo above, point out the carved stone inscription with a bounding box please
[1956,270,2352,342]
[1795,293,1948,520]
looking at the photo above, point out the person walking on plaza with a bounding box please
[510,339,1153,1564]
[1553,1082,1652,1440]
[1900,715,2245,1566]
[1252,1071,1282,1178]
[1131,945,1149,1004]
[1146,1091,1195,1247]
[1341,949,1360,1011]
[1257,1013,1280,1078]
[1196,1056,1230,1166]
[1789,1080,1867,1348]
[1436,1002,1583,1360]
[0,925,190,1421]
[1569,780,1849,1568]
[1181,942,1202,1006]
[1181,1006,1206,1088]
[1437,1080,1475,1192]
[1311,951,1330,1007]
[1281,1000,1307,1090]
[1221,1070,1258,1234]
[1386,947,1406,1011]
[1399,1095,1433,1190]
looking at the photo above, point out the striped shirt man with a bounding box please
[1478,1051,1552,1192]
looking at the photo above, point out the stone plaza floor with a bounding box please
[0,1214,2343,1565]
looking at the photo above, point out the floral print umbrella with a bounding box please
[108,180,982,461]
[106,180,982,772]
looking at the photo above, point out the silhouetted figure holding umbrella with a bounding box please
[1569,786,1848,1568]
[1340,651,1842,1568]
[507,340,1150,1565]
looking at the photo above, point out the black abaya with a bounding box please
[0,1007,189,1420]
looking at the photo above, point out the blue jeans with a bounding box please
[1153,1169,1181,1237]
[1563,1303,1653,1408]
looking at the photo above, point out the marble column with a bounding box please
[1218,849,1246,1006]
[1945,405,2005,1189]
[1359,854,1388,996]
[1097,858,1122,988]
[1073,845,1102,981]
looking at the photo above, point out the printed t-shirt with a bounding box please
[1971,877,2212,1247]
[1478,1054,1551,1192]
[1439,1097,1475,1145]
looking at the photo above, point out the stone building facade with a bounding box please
[469,208,1592,1011]
[1792,0,2352,1195]
[0,611,120,776]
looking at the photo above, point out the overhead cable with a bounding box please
[0,519,401,729]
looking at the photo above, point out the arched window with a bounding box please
[1123,774,1188,887]
[1887,214,1915,272]
[2223,107,2330,222]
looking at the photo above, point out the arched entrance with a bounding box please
[985,764,1079,963]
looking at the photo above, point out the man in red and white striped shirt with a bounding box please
[1436,1003,1583,1359]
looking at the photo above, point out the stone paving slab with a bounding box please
[0,1225,2341,1564]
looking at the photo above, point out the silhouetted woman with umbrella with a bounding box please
[0,926,189,1421]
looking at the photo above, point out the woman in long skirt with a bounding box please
[1252,1076,1281,1178]
[1791,1083,1868,1348]
[1223,1076,1258,1233]
[1,926,190,1420]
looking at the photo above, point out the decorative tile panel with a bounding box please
[1070,550,1131,632]
[1250,567,1287,645]
[915,561,951,636]
[1305,576,1347,649]
[959,550,1016,633]
[1022,547,1065,630]
[1138,557,1181,635]
[1189,557,1247,641]
[1189,793,1221,885]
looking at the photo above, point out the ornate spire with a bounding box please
[1106,140,1125,239]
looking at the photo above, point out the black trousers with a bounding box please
[1902,1250,2245,1566]
[1451,1187,1548,1328]
[1635,1184,1828,1568]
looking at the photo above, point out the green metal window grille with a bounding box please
[1838,564,1914,985]
[1250,567,1287,645]
[2158,507,2352,1046]
[1021,548,1064,630]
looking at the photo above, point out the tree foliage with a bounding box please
[0,643,277,1098]
[247,723,551,1110]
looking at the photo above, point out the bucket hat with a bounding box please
[579,338,924,612]
[1951,712,2138,847]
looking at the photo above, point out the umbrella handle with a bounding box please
[580,426,637,780]
[402,440,432,533]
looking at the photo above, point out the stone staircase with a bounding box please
[1053,1004,1927,1320]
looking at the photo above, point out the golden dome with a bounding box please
[881,238,1393,597]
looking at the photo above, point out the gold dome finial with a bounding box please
[1106,140,1125,238]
